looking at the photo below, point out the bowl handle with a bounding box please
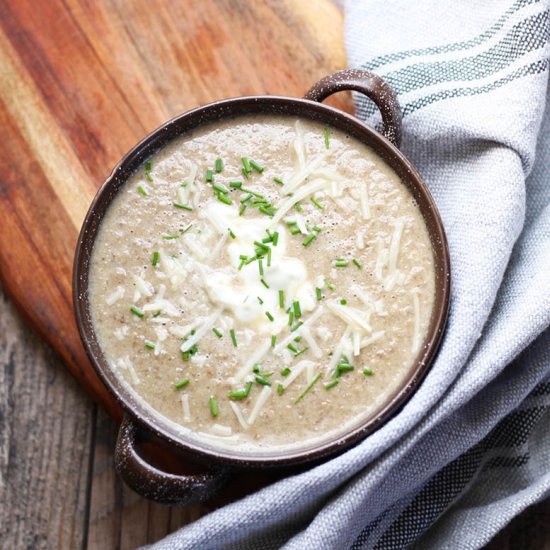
[115,415,227,505]
[304,69,402,148]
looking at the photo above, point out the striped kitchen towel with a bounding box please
[148,1,550,548]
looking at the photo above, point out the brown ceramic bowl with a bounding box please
[73,69,450,505]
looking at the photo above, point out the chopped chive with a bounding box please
[144,340,155,350]
[254,240,269,251]
[289,226,301,235]
[315,287,323,301]
[278,290,285,309]
[239,204,247,216]
[153,310,162,317]
[267,247,272,267]
[290,321,303,332]
[249,159,264,173]
[230,329,238,347]
[352,259,362,269]
[175,378,190,389]
[228,228,236,239]
[213,182,229,194]
[209,396,219,417]
[273,177,284,186]
[325,279,335,291]
[212,327,223,338]
[252,364,261,374]
[215,158,223,173]
[288,311,294,326]
[324,127,330,150]
[294,202,302,212]
[130,305,144,318]
[302,233,316,247]
[162,233,179,240]
[152,251,160,267]
[173,202,193,211]
[277,383,285,395]
[257,296,264,306]
[295,373,321,403]
[271,335,277,348]
[272,232,279,246]
[258,259,264,276]
[363,368,374,376]
[241,187,264,198]
[294,336,302,342]
[340,299,347,305]
[228,382,252,399]
[334,259,349,268]
[265,311,274,322]
[255,375,272,386]
[205,169,214,182]
[182,223,194,235]
[294,347,309,357]
[292,301,302,319]
[312,226,322,233]
[241,157,251,174]
[287,343,298,354]
[324,379,339,390]
[137,185,148,197]
[145,161,153,182]
[335,364,354,377]
[217,193,232,205]
[281,368,291,377]
[310,196,324,209]
[261,279,270,289]
[229,180,242,188]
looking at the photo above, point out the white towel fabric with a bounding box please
[148,1,550,547]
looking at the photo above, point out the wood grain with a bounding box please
[0,0,348,421]
[0,284,94,549]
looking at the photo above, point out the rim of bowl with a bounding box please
[73,95,451,468]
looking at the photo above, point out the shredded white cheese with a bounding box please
[360,330,385,349]
[387,218,405,274]
[375,238,388,281]
[117,357,140,385]
[247,385,272,425]
[356,230,365,250]
[181,394,191,422]
[326,327,352,374]
[412,292,421,354]
[281,360,312,389]
[326,301,372,333]
[229,402,249,431]
[273,306,325,354]
[281,155,324,195]
[271,179,330,224]
[234,340,272,382]
[195,432,240,445]
[211,424,233,437]
[180,309,222,352]
[359,182,371,219]
[300,327,323,358]
[106,286,125,305]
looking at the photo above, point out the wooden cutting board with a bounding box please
[0,0,349,487]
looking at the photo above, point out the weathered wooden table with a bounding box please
[1,1,548,548]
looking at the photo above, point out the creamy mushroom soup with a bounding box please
[89,115,435,453]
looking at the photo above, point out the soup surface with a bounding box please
[89,115,435,454]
